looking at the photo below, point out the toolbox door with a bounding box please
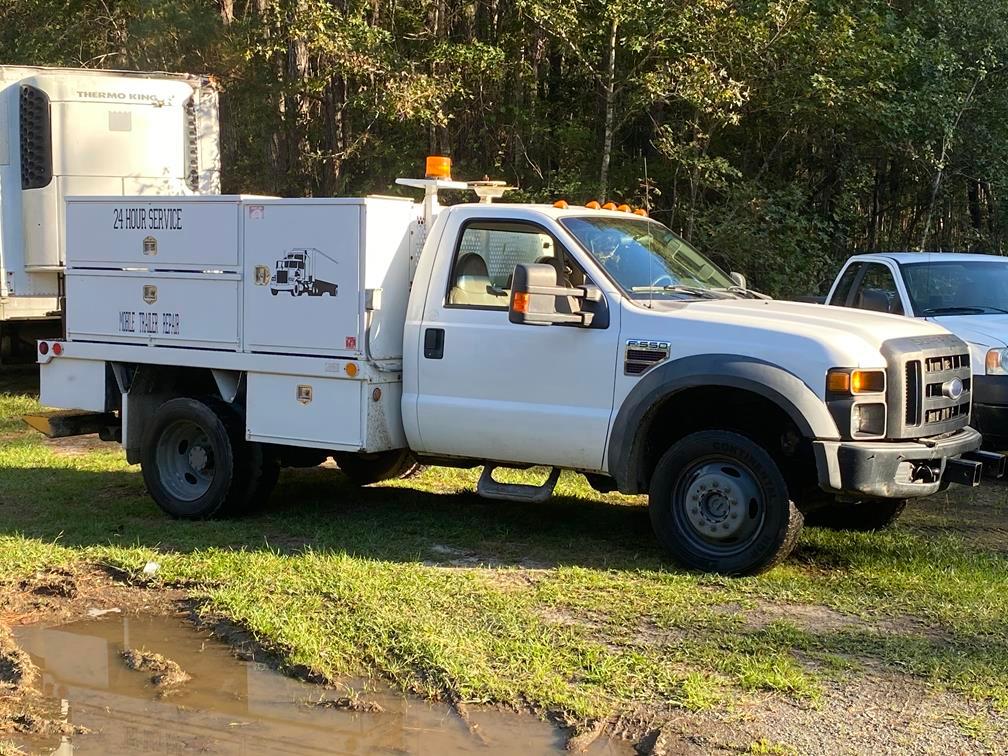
[242,201,362,357]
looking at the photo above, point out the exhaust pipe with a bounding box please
[962,450,1006,480]
[942,457,983,487]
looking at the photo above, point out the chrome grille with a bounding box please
[884,334,972,440]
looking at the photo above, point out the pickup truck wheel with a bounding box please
[333,449,421,485]
[141,398,246,519]
[649,431,803,576]
[804,498,907,531]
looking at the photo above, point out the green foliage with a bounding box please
[2,0,1008,295]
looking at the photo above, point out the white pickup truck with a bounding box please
[826,252,1008,451]
[30,162,1001,575]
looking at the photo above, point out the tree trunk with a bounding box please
[598,16,618,199]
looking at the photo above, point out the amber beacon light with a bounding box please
[425,155,452,180]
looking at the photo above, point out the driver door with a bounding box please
[413,218,620,470]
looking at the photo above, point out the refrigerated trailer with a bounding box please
[31,162,1004,575]
[0,65,220,359]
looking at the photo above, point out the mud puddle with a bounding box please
[9,614,630,755]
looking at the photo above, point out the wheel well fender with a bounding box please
[607,355,840,494]
[114,364,243,463]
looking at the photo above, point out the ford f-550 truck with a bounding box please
[29,161,1001,575]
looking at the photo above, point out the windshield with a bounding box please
[900,259,1008,315]
[560,215,734,299]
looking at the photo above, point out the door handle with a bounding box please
[424,328,445,359]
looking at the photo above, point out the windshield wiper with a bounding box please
[712,285,771,300]
[921,306,1008,315]
[630,285,727,299]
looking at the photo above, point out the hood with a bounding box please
[627,299,957,395]
[927,314,1008,349]
[645,298,946,343]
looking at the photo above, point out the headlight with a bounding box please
[826,368,886,395]
[986,348,1008,375]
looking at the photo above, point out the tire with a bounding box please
[648,430,803,576]
[206,399,280,512]
[141,398,246,519]
[333,449,421,485]
[804,498,907,532]
[270,289,278,296]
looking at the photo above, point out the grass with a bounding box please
[2,366,1008,729]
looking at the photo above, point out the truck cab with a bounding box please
[32,168,1003,576]
[826,252,1008,450]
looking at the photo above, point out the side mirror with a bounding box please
[508,263,600,327]
[730,271,747,289]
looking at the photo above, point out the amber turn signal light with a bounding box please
[512,292,530,314]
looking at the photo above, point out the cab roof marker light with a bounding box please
[633,208,648,216]
[585,201,601,210]
[553,200,569,209]
[617,204,631,212]
[602,201,617,210]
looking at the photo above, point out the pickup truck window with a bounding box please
[560,216,733,299]
[901,259,1008,316]
[447,222,558,308]
[830,262,863,306]
[851,263,904,315]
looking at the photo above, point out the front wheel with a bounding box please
[649,430,803,575]
[803,498,907,531]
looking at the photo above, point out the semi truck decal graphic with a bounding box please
[269,248,338,297]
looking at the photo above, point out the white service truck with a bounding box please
[0,65,221,358]
[30,164,1003,575]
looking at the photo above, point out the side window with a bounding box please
[852,263,904,315]
[830,262,863,306]
[448,223,557,308]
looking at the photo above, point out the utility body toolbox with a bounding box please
[55,194,418,452]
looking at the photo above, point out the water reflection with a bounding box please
[13,615,629,755]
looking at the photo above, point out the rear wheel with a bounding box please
[333,449,421,485]
[804,498,907,531]
[141,398,278,518]
[141,398,244,519]
[648,430,803,575]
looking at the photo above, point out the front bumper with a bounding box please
[814,426,985,499]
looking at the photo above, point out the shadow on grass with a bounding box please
[0,458,658,570]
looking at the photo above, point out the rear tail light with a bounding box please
[51,342,63,355]
[38,342,49,355]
